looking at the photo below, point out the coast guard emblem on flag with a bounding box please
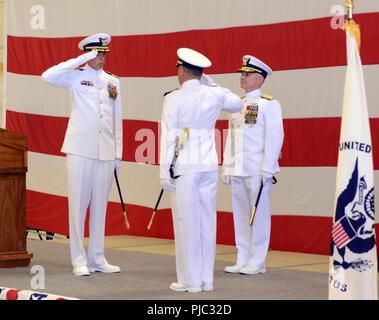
[331,158,375,272]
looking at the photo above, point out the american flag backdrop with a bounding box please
[4,0,379,255]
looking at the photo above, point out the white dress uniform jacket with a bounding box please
[160,79,243,289]
[42,51,123,161]
[41,51,123,271]
[222,88,284,272]
[160,80,243,179]
[223,88,283,177]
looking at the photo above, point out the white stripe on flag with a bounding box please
[8,0,379,38]
[332,222,351,248]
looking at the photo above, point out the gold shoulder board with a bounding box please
[261,94,274,100]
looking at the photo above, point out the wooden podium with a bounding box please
[0,128,33,268]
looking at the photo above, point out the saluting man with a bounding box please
[160,48,243,292]
[222,55,284,275]
[42,33,123,276]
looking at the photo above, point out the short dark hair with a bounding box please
[183,66,203,77]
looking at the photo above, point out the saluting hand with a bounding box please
[78,50,98,63]
[200,73,217,86]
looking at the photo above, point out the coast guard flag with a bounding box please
[329,20,377,300]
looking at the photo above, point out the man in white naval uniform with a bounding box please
[42,34,123,276]
[222,55,284,275]
[160,48,243,292]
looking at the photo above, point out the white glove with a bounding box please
[200,73,217,86]
[160,178,176,192]
[261,171,273,185]
[78,50,98,64]
[115,159,122,174]
[222,174,231,185]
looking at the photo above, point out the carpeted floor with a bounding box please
[0,239,333,300]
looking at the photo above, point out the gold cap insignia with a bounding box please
[242,56,250,67]
[99,38,107,46]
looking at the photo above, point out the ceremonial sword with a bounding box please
[114,169,131,229]
[147,188,164,230]
[147,127,190,230]
[249,180,264,226]
[249,176,277,226]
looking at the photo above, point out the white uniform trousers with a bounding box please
[171,171,218,287]
[231,175,272,269]
[66,154,114,268]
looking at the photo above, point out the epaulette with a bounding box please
[105,71,119,78]
[163,88,179,97]
[261,94,274,101]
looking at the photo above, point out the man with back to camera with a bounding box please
[42,33,123,276]
[160,48,243,292]
[222,55,284,275]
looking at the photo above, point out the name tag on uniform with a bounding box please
[81,80,94,87]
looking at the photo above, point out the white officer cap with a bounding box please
[176,48,212,71]
[78,33,111,53]
[237,55,272,78]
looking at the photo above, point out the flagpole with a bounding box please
[346,0,354,21]
[345,0,361,49]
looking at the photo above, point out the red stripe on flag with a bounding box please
[332,223,343,235]
[6,110,379,168]
[333,228,345,239]
[334,232,348,243]
[335,236,350,248]
[332,230,342,240]
[24,189,379,255]
[332,223,351,248]
[7,13,379,77]
[5,110,160,163]
[26,190,340,255]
